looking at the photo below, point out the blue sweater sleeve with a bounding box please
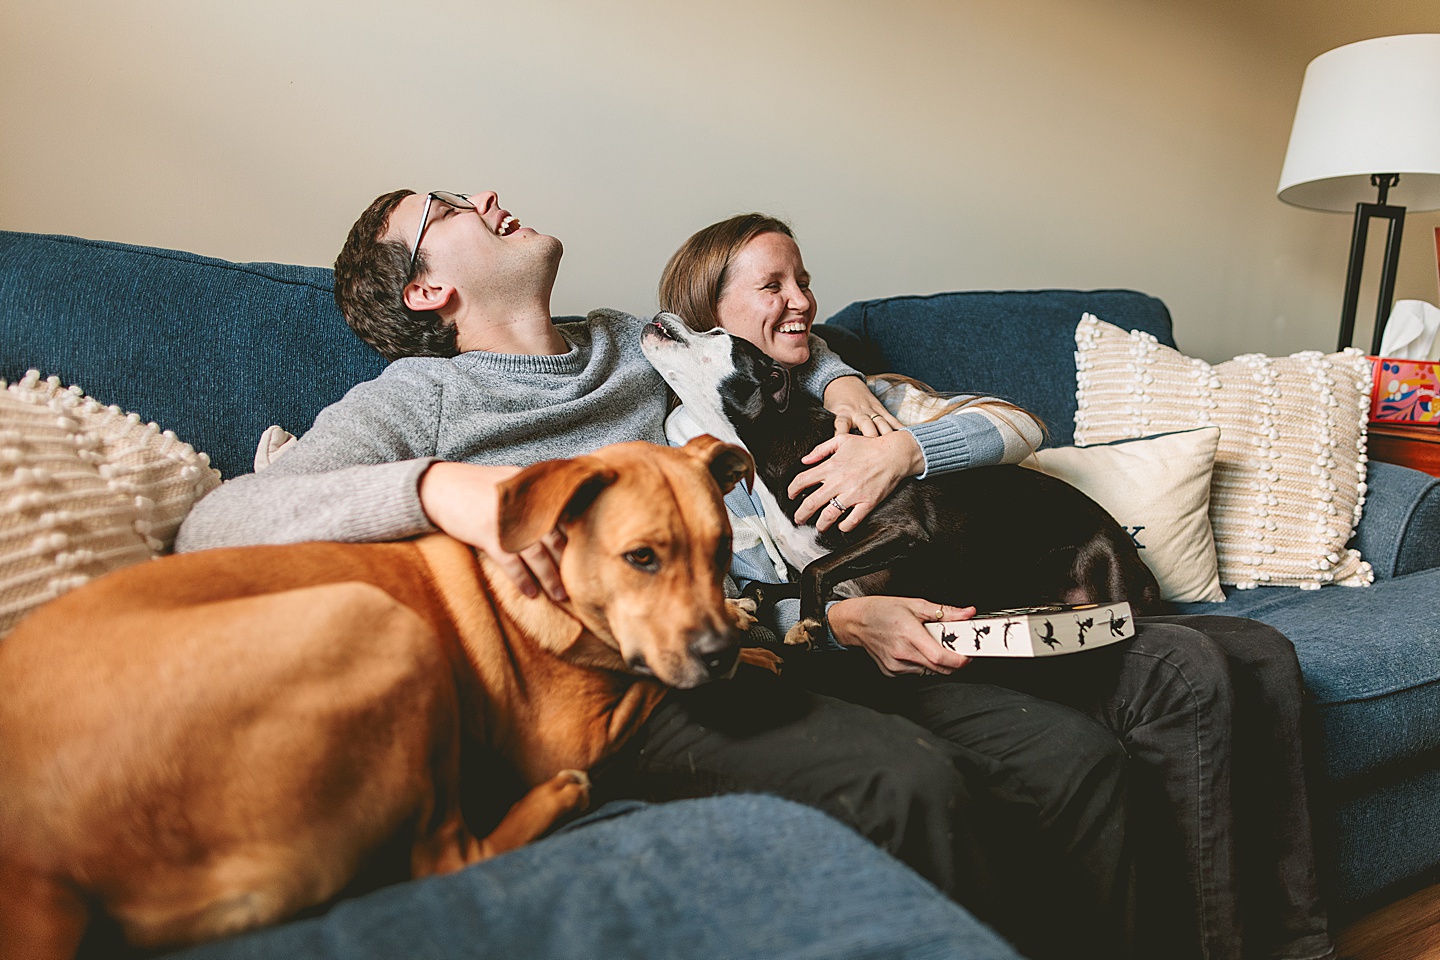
[877,384,1043,478]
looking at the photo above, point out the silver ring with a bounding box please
[828,497,847,512]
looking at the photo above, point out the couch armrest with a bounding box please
[1351,461,1440,579]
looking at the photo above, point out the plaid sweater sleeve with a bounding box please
[874,380,1044,478]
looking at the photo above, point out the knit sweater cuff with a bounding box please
[344,458,441,541]
[905,420,974,479]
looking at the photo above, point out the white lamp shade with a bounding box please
[1278,34,1440,213]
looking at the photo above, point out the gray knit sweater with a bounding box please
[175,309,857,552]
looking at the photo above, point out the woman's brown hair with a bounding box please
[661,213,1046,444]
[658,214,795,332]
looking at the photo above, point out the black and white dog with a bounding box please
[640,314,1163,646]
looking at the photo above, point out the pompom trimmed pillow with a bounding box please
[0,371,221,636]
[1023,427,1224,603]
[1073,315,1371,590]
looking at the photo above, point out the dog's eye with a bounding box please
[624,547,659,572]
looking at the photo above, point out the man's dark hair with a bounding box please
[332,189,460,362]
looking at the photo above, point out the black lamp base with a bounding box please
[1338,173,1406,354]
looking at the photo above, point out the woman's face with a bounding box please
[715,231,817,368]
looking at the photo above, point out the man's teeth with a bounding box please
[778,322,807,334]
[498,215,519,236]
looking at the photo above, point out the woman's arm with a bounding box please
[791,383,1045,531]
[826,597,976,675]
[820,374,904,437]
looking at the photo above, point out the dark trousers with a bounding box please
[604,617,1333,960]
[966,615,1334,960]
[603,663,1131,960]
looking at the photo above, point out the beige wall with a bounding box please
[2,0,1438,361]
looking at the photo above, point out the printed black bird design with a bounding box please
[1001,618,1020,649]
[1040,620,1059,650]
[1075,616,1094,646]
[939,627,959,652]
[971,624,991,651]
[1107,609,1129,637]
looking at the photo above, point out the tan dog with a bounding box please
[0,436,754,959]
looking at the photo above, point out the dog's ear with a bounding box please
[765,363,791,414]
[497,457,619,553]
[683,434,754,494]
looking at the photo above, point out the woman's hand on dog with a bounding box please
[822,375,904,437]
[420,462,568,602]
[827,596,975,676]
[790,431,925,531]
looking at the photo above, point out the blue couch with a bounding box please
[0,231,1022,960]
[2,229,1437,937]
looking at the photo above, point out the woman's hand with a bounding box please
[826,596,975,676]
[419,461,568,602]
[790,430,925,531]
[822,375,904,437]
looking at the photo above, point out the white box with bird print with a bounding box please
[924,602,1135,657]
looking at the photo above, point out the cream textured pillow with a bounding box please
[1023,427,1225,603]
[0,371,222,636]
[1073,315,1372,590]
[254,424,297,471]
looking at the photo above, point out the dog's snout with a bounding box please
[703,645,740,679]
[644,316,682,343]
[691,632,740,680]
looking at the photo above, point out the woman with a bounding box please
[658,214,1337,960]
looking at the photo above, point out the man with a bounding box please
[176,189,1133,960]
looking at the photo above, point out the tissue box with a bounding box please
[1370,357,1440,424]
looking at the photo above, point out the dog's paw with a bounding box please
[783,619,822,648]
[726,597,759,631]
[738,646,784,675]
[549,769,592,814]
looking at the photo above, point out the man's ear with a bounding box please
[497,456,618,553]
[402,278,456,314]
[682,434,754,494]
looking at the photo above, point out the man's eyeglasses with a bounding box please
[408,191,474,275]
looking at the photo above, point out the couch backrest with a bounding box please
[826,290,1175,446]
[0,232,385,478]
[1,232,1180,475]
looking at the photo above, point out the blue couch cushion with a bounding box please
[826,290,1174,446]
[1174,569,1440,786]
[0,232,385,479]
[159,796,1023,960]
[1349,461,1440,580]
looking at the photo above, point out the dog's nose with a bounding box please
[692,633,740,679]
[702,645,740,679]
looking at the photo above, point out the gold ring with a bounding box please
[935,605,944,621]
